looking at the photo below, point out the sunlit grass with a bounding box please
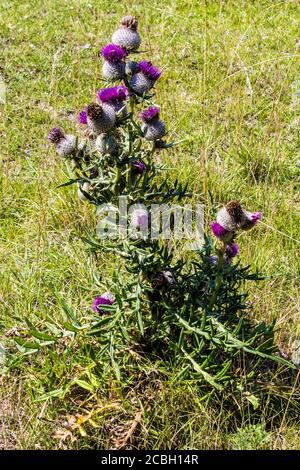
[0,0,299,449]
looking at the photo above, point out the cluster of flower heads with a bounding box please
[210,200,261,264]
[48,15,166,162]
[47,16,263,316]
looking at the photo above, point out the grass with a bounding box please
[0,0,300,449]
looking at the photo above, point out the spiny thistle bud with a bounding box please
[140,106,166,141]
[48,127,76,157]
[95,133,118,154]
[97,85,129,117]
[111,15,141,51]
[86,102,116,135]
[92,292,115,314]
[101,44,127,80]
[130,60,161,95]
[78,181,91,202]
[133,160,146,174]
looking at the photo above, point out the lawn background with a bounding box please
[0,0,299,449]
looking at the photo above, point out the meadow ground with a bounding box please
[0,0,299,449]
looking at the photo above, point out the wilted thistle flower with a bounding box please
[133,160,146,174]
[92,292,115,314]
[130,207,149,230]
[95,133,118,154]
[140,106,166,141]
[86,102,116,135]
[97,85,129,117]
[130,60,161,95]
[48,127,76,157]
[101,44,127,80]
[216,201,261,232]
[112,15,141,51]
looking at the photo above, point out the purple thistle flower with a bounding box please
[225,242,239,258]
[133,160,146,174]
[92,292,115,314]
[138,60,161,81]
[97,86,128,104]
[250,212,261,225]
[101,44,128,63]
[78,107,87,125]
[140,106,160,123]
[48,127,65,143]
[211,222,230,239]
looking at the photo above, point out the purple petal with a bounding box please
[133,160,146,174]
[138,60,161,81]
[250,212,261,225]
[78,107,87,125]
[211,222,229,239]
[48,127,65,143]
[101,44,128,63]
[140,106,160,123]
[97,85,128,104]
[225,242,239,258]
[92,294,114,314]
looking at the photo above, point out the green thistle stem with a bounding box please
[209,241,226,309]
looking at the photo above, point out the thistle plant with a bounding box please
[15,15,295,401]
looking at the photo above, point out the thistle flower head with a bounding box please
[133,160,146,174]
[140,106,160,123]
[225,242,239,258]
[78,107,87,125]
[92,292,115,314]
[216,201,262,232]
[97,85,128,104]
[48,127,65,143]
[101,44,128,63]
[120,15,138,31]
[138,60,161,81]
